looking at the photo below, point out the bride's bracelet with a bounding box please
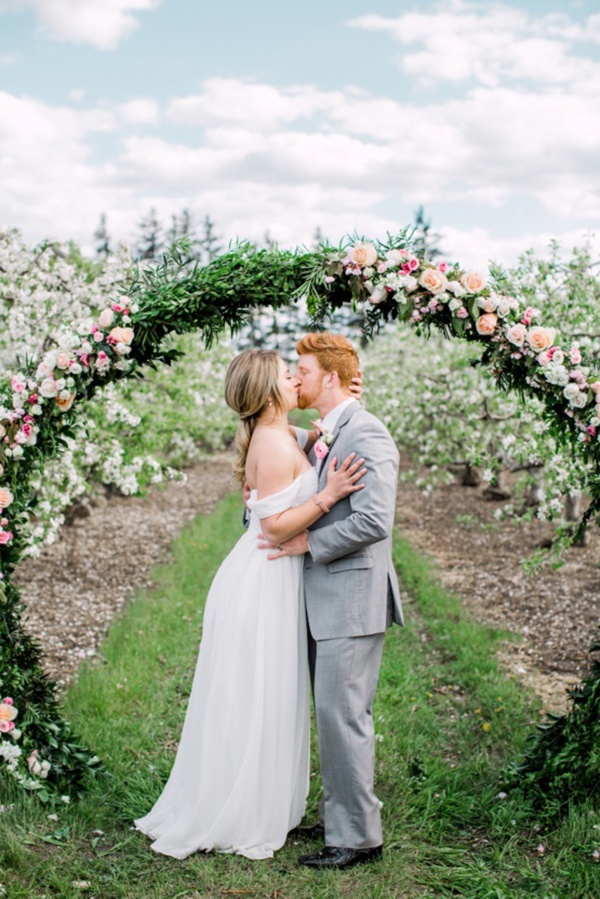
[313,494,331,514]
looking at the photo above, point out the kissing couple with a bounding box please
[136,331,403,869]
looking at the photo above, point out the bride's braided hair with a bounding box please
[224,349,286,485]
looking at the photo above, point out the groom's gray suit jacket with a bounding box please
[304,400,403,640]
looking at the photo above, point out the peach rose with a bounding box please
[56,392,76,412]
[476,313,498,336]
[0,487,14,508]
[350,242,378,268]
[0,701,17,723]
[461,270,486,293]
[108,326,134,345]
[98,308,114,329]
[419,267,448,294]
[506,323,527,347]
[526,326,556,353]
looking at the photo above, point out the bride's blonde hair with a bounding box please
[224,349,285,484]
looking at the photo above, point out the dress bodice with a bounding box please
[246,467,317,531]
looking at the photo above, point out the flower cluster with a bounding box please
[325,240,600,448]
[0,299,137,555]
[0,696,51,789]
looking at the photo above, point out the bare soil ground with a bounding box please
[18,454,600,711]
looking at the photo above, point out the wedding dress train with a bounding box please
[135,467,315,859]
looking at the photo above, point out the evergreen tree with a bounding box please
[200,215,223,263]
[94,213,111,259]
[135,207,164,261]
[412,205,443,261]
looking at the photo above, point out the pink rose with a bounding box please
[350,242,378,268]
[590,381,600,394]
[526,326,556,353]
[455,307,469,319]
[476,313,498,336]
[95,351,110,372]
[570,346,582,365]
[521,306,534,325]
[419,267,448,294]
[2,697,13,705]
[11,376,25,393]
[0,531,13,544]
[28,393,38,404]
[313,440,329,460]
[93,331,104,343]
[438,261,448,273]
[461,270,486,293]
[506,323,527,347]
[0,720,10,732]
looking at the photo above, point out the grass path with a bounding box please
[2,492,600,898]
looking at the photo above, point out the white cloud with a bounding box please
[349,2,600,89]
[0,0,161,50]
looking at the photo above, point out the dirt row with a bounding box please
[17,454,600,710]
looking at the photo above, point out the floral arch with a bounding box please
[1,232,599,800]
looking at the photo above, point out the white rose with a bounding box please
[564,383,580,402]
[39,378,58,398]
[496,298,512,318]
[386,249,404,266]
[449,298,461,311]
[114,343,131,356]
[369,285,388,305]
[31,404,42,415]
[552,349,564,364]
[572,392,589,408]
[55,378,66,391]
[12,445,23,458]
[436,292,450,304]
[401,275,418,292]
[130,303,139,314]
[447,280,466,298]
[70,363,82,375]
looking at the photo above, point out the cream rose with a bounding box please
[108,326,134,345]
[506,323,527,347]
[0,487,13,508]
[461,270,486,293]
[55,350,71,370]
[526,326,556,353]
[419,267,448,294]
[369,285,388,305]
[476,313,498,336]
[98,308,114,329]
[350,242,378,268]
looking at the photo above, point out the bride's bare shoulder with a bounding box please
[246,428,297,493]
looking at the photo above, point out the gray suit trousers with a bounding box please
[308,627,385,849]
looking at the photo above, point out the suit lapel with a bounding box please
[317,401,360,481]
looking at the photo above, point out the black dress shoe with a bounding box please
[288,822,325,841]
[298,845,383,869]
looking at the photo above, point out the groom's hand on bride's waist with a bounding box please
[257,531,309,559]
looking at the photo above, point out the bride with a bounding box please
[135,348,366,860]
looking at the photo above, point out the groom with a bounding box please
[266,332,403,870]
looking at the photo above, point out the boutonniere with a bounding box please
[312,420,335,460]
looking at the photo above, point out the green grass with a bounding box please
[1,500,600,897]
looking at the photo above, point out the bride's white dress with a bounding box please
[135,467,315,860]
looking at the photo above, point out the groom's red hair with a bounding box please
[296,332,359,388]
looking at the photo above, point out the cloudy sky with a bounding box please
[0,0,598,269]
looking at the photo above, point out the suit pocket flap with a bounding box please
[326,556,373,573]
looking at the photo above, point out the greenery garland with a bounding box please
[1,230,599,801]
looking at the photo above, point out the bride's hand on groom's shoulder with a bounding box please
[257,530,309,559]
